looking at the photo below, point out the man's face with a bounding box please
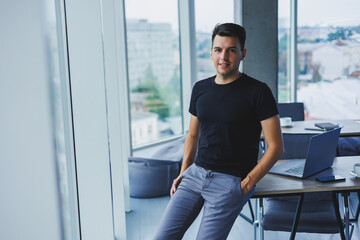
[211,35,246,80]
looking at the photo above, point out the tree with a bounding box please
[279,33,289,53]
[132,65,170,120]
[278,51,287,75]
[158,65,181,118]
[327,28,353,41]
[310,63,322,83]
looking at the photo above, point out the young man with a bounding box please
[154,23,283,239]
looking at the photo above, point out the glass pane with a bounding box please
[195,0,234,81]
[297,0,360,119]
[46,0,79,239]
[278,0,291,103]
[125,0,182,148]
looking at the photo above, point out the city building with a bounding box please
[126,19,177,89]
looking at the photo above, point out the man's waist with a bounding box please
[195,158,255,178]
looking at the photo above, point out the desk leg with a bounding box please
[289,193,304,240]
[342,192,350,240]
[350,191,360,221]
[253,198,258,240]
[259,198,264,240]
[332,192,346,240]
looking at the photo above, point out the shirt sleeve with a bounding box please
[188,83,198,116]
[255,82,279,121]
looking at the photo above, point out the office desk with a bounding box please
[253,156,360,240]
[281,119,360,137]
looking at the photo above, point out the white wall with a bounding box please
[0,1,62,239]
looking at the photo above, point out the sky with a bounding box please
[279,0,360,27]
[125,0,360,32]
[125,0,234,32]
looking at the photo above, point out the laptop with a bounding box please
[269,127,341,179]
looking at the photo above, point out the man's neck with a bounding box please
[215,72,242,85]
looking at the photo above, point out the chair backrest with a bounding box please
[277,102,308,159]
[278,102,305,121]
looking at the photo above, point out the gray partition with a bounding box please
[242,0,278,99]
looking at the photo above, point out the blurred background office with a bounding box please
[1,0,360,239]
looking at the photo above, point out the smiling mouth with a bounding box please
[219,63,230,68]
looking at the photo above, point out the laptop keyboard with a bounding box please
[284,163,305,176]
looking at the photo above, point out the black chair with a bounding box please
[337,137,360,222]
[261,102,350,239]
[277,102,305,121]
[278,102,305,121]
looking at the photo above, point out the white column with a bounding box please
[64,0,115,239]
[0,0,63,239]
[112,0,132,214]
[179,0,197,131]
[100,0,130,238]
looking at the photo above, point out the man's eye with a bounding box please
[230,49,237,53]
[214,49,221,52]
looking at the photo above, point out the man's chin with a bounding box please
[217,70,236,79]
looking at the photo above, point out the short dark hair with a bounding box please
[211,23,246,49]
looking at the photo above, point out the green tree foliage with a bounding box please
[159,65,182,117]
[310,63,322,83]
[278,34,288,75]
[132,66,169,120]
[278,33,288,53]
[327,28,353,41]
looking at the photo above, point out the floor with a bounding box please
[126,193,360,240]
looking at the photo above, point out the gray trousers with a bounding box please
[154,163,255,240]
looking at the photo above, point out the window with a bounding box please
[125,0,183,148]
[278,0,360,120]
[195,0,234,81]
[278,0,291,103]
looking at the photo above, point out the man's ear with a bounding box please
[210,48,213,59]
[241,48,247,60]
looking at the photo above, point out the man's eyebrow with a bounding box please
[213,46,238,49]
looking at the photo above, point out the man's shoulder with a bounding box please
[240,74,273,99]
[242,74,266,87]
[194,76,215,88]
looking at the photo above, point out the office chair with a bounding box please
[277,102,305,121]
[337,137,360,222]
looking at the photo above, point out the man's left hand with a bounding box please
[240,177,251,196]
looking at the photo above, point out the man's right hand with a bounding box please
[170,175,182,196]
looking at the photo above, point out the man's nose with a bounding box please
[220,50,229,60]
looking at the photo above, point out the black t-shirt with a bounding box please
[189,74,278,178]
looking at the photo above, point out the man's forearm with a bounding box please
[241,143,283,194]
[241,115,284,194]
[179,132,199,174]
